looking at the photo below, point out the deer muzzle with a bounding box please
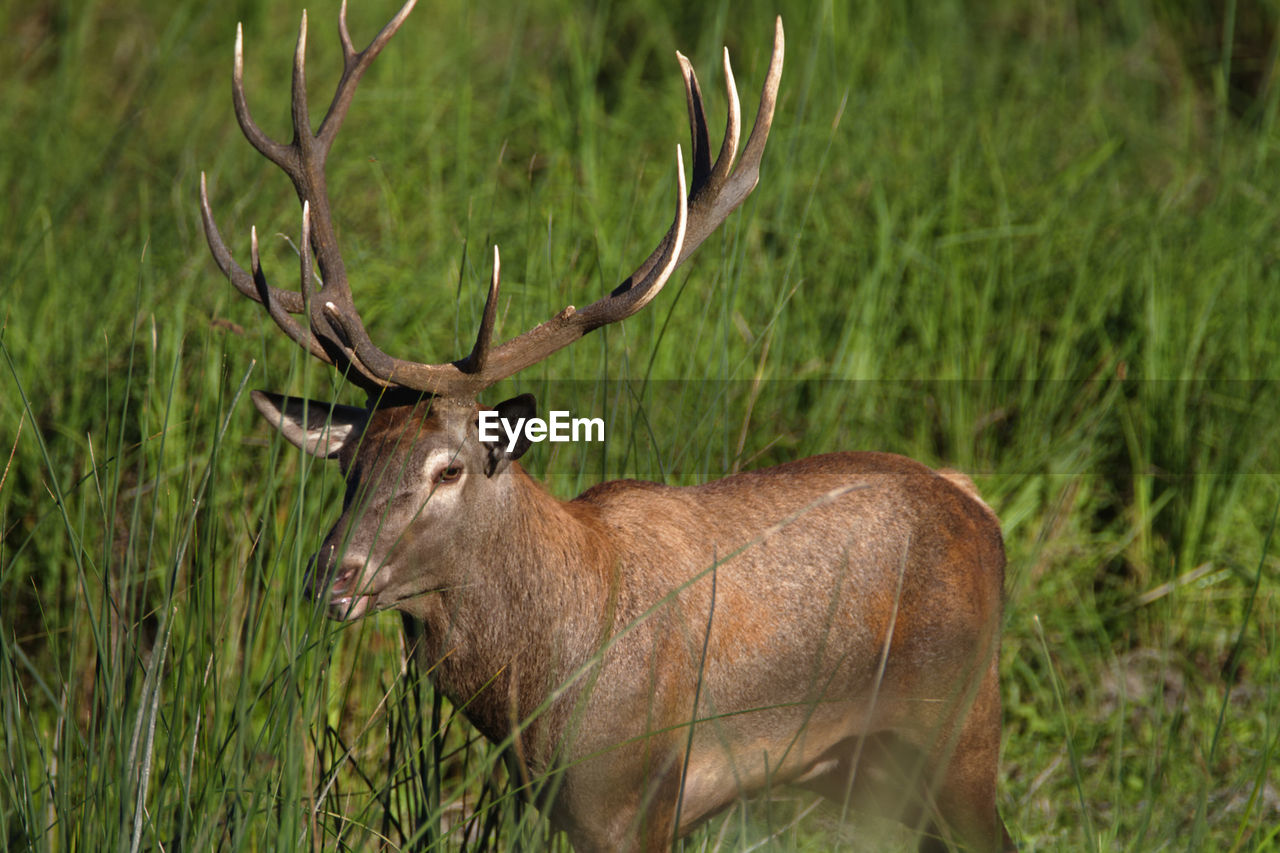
[306,546,378,621]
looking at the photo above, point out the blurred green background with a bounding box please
[3,0,1279,849]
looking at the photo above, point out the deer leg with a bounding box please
[916,674,1015,853]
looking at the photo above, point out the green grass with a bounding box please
[3,0,1279,848]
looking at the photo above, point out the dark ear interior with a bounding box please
[480,393,538,475]
[251,390,368,459]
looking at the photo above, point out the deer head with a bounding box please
[200,0,784,621]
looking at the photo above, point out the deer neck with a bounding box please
[404,464,617,755]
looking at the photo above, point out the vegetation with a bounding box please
[2,0,1277,848]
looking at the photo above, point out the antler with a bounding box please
[201,5,784,398]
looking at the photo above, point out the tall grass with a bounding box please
[2,0,1278,848]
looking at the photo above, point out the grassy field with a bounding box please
[3,0,1279,849]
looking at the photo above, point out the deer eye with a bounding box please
[437,464,463,484]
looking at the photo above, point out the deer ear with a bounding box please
[251,390,367,459]
[479,393,537,475]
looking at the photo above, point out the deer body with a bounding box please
[253,392,1011,851]
[203,1,1014,847]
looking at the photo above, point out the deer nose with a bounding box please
[330,562,361,595]
[306,544,365,599]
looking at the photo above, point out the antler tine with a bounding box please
[737,17,786,189]
[231,24,292,171]
[199,172,307,315]
[319,0,419,152]
[457,246,503,375]
[681,51,714,188]
[246,210,334,363]
[678,46,740,199]
[290,11,313,158]
[337,0,357,69]
[713,48,743,184]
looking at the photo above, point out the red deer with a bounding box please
[199,2,1015,850]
